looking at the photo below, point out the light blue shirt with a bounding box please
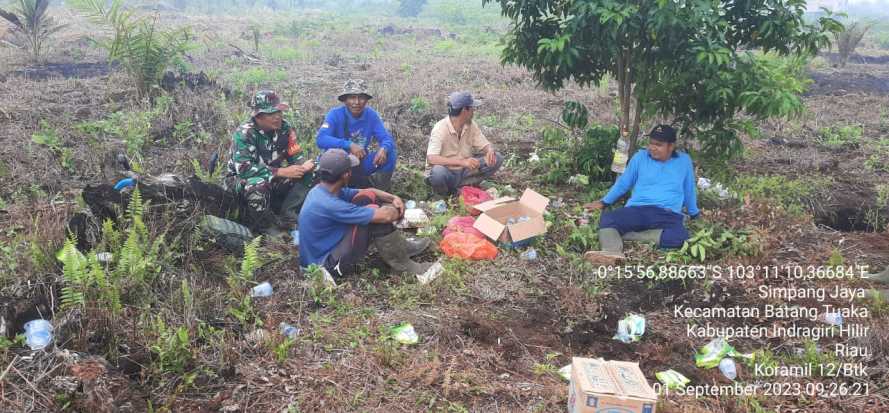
[602,149,699,216]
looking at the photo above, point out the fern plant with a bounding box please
[0,0,66,61]
[69,0,192,95]
[59,238,88,310]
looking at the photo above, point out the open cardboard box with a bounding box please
[472,188,549,246]
[568,357,658,413]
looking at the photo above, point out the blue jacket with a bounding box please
[316,106,396,174]
[602,149,699,216]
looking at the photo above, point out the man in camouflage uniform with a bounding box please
[225,90,316,236]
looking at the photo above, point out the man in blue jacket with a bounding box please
[316,79,396,191]
[583,125,700,264]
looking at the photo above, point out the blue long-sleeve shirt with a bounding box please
[602,149,700,216]
[316,106,395,155]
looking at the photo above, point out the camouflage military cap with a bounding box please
[251,90,290,117]
[337,79,373,102]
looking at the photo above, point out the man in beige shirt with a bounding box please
[426,91,503,196]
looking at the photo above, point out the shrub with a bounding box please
[70,0,192,96]
[533,102,619,184]
[0,0,66,61]
[833,20,871,67]
[818,125,862,150]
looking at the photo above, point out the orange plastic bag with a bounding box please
[440,232,498,260]
[441,216,486,239]
[461,186,493,216]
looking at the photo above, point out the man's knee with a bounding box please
[598,209,621,229]
[428,166,453,194]
[486,152,504,172]
[244,185,271,212]
[659,225,689,249]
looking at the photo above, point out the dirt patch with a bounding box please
[822,52,889,65]
[807,71,889,96]
[9,62,115,81]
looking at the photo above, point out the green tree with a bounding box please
[0,0,66,62]
[397,0,428,17]
[484,0,842,157]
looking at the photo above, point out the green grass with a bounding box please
[732,175,825,216]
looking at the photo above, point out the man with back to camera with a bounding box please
[316,79,397,191]
[298,149,432,279]
[583,125,700,264]
[425,91,503,196]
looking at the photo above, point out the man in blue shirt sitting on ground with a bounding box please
[298,149,432,279]
[316,79,397,191]
[583,125,700,264]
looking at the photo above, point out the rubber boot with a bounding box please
[583,228,625,265]
[374,231,434,275]
[404,236,431,257]
[623,229,663,245]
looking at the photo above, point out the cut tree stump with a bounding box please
[67,173,240,250]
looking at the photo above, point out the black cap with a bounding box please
[648,125,677,143]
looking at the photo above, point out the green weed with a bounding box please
[818,125,862,150]
[149,316,193,374]
[31,121,74,173]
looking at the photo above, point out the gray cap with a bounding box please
[447,91,483,110]
[318,149,360,177]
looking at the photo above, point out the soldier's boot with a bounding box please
[374,231,434,275]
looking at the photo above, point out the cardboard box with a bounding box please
[568,357,657,413]
[472,188,549,246]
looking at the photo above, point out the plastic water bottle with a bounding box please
[291,230,300,247]
[521,248,538,261]
[611,128,630,174]
[719,358,737,380]
[24,319,53,350]
[405,200,417,209]
[433,200,447,214]
[251,282,273,297]
[279,322,300,339]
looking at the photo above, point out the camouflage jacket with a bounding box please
[226,119,306,192]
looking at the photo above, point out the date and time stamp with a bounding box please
[586,264,880,399]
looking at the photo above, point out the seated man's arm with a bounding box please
[231,130,273,185]
[601,151,641,206]
[471,125,497,166]
[426,124,472,168]
[316,110,352,151]
[370,205,400,224]
[284,127,315,174]
[683,156,701,218]
[370,109,395,156]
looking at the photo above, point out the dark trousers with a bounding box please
[598,205,689,248]
[427,153,504,196]
[324,223,395,277]
[242,178,311,232]
[349,167,394,192]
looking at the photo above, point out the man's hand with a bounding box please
[484,149,496,168]
[276,165,305,179]
[391,196,405,218]
[463,158,481,170]
[349,143,367,159]
[301,159,316,173]
[584,201,605,211]
[380,205,400,222]
[373,148,387,167]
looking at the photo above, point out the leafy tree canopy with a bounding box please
[483,0,843,159]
